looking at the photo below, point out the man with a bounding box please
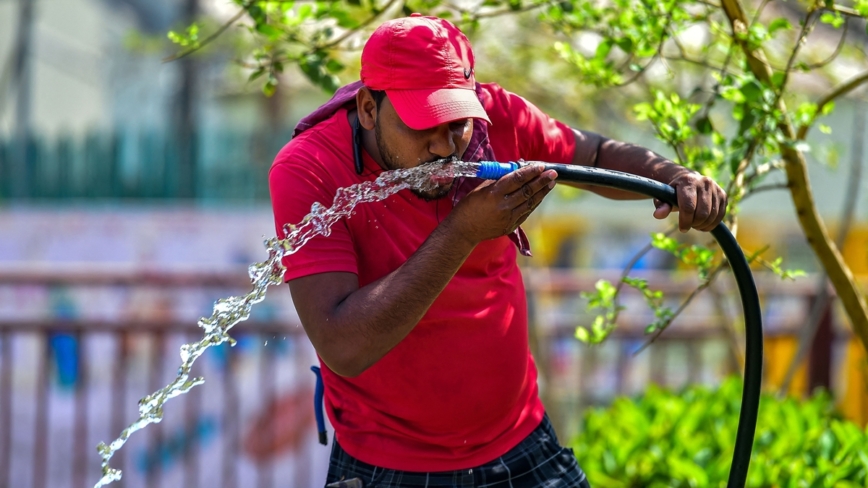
[269,14,726,487]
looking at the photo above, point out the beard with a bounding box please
[375,123,454,201]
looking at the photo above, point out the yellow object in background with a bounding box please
[841,225,868,278]
[522,216,587,267]
[764,335,807,397]
[841,338,868,427]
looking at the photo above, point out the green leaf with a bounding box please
[695,116,713,135]
[325,58,344,73]
[819,124,832,134]
[739,80,763,103]
[297,3,313,20]
[819,12,845,29]
[820,101,835,116]
[248,67,266,81]
[615,37,634,53]
[256,23,283,40]
[247,4,266,24]
[262,79,277,97]
[768,17,792,36]
[651,232,679,253]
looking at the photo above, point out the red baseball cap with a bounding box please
[360,14,491,130]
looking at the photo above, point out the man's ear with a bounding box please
[356,87,378,131]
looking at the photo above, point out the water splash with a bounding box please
[92,159,479,488]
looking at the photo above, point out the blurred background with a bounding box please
[0,0,867,487]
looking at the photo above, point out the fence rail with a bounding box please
[0,267,858,487]
[0,129,292,202]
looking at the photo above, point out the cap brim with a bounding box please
[386,87,491,130]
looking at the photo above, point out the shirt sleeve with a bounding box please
[269,146,358,282]
[487,85,576,164]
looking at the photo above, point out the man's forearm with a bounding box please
[310,220,476,377]
[569,129,694,200]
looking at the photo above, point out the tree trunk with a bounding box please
[720,0,868,355]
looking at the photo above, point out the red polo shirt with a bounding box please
[269,83,575,471]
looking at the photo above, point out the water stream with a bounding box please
[93,159,479,487]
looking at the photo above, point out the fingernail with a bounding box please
[548,180,556,189]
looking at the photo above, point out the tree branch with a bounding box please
[473,1,552,19]
[745,182,790,195]
[633,261,729,355]
[316,0,400,50]
[720,0,868,359]
[775,8,820,101]
[803,18,849,70]
[163,9,247,63]
[828,4,867,18]
[797,69,868,140]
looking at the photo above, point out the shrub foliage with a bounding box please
[571,378,868,487]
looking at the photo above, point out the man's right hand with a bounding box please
[447,163,557,245]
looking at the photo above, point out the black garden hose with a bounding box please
[478,161,763,488]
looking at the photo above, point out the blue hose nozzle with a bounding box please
[476,161,520,180]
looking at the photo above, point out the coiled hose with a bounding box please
[476,161,762,488]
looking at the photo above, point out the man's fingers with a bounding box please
[496,163,545,193]
[692,180,714,230]
[508,176,555,227]
[662,174,728,232]
[653,201,673,220]
[504,169,557,206]
[677,184,697,232]
[700,187,728,231]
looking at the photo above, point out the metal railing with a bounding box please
[0,129,292,202]
[0,266,853,487]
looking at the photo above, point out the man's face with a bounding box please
[373,96,474,200]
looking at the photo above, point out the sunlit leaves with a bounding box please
[819,11,845,29]
[167,23,200,48]
[762,256,806,281]
[651,232,716,280]
[576,279,623,344]
[572,378,868,486]
[554,41,623,87]
[230,0,392,93]
[634,91,701,150]
[768,17,792,37]
[622,277,675,335]
[545,0,696,89]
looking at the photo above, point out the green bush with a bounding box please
[570,377,868,487]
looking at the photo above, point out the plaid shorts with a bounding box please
[324,415,591,487]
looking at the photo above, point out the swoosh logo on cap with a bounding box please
[464,67,473,79]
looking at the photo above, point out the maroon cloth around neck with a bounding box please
[292,81,531,256]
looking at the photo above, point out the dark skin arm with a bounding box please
[288,164,557,377]
[565,129,727,233]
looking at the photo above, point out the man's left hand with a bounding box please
[652,173,727,233]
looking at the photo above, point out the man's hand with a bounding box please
[653,172,727,233]
[447,163,557,244]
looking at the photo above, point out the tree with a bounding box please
[168,0,868,359]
